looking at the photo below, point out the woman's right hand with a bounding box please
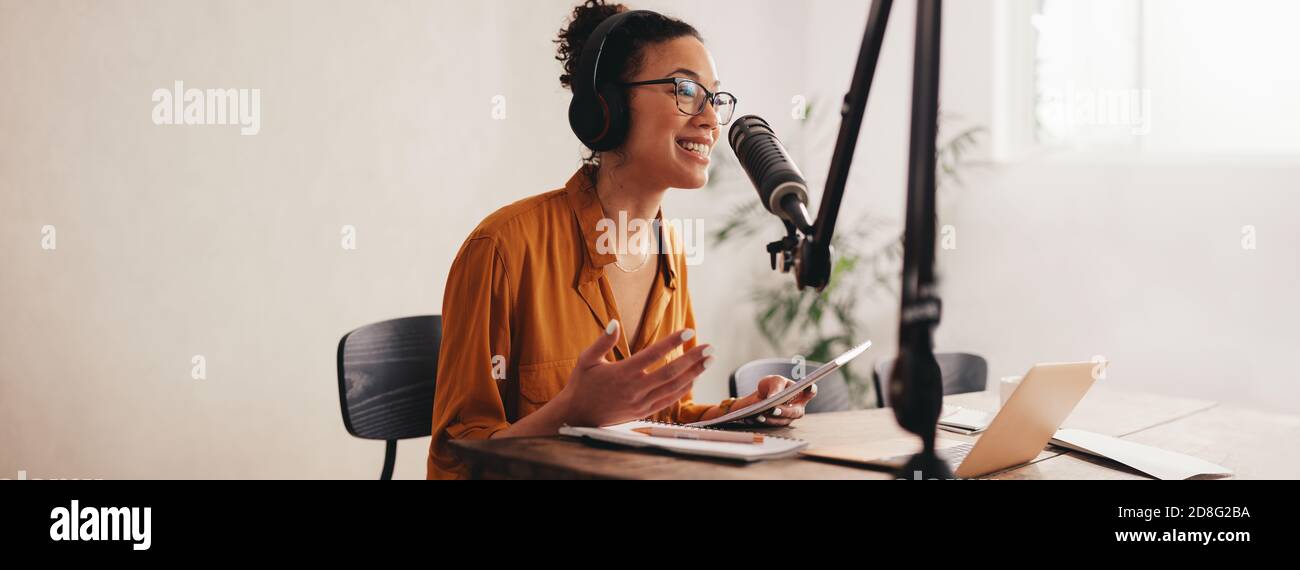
[558,320,714,427]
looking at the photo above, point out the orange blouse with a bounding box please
[427,165,715,479]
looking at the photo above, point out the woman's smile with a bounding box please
[674,136,713,164]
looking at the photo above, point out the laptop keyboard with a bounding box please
[937,442,974,465]
[881,442,974,467]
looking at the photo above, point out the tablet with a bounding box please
[685,340,872,428]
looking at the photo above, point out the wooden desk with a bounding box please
[451,386,1298,479]
[993,405,1300,480]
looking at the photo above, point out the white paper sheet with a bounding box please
[1051,428,1233,480]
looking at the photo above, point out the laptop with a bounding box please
[806,361,1096,478]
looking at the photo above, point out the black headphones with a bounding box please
[567,9,657,152]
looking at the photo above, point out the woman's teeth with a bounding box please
[677,140,710,157]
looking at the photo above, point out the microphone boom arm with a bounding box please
[799,0,895,290]
[779,0,952,478]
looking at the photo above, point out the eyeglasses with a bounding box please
[621,77,737,125]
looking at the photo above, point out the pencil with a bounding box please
[631,426,763,444]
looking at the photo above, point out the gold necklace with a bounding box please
[595,169,656,273]
[614,247,650,273]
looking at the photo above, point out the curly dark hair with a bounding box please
[555,1,701,91]
[555,1,701,165]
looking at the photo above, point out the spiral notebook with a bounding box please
[559,420,807,462]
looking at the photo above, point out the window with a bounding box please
[1030,0,1300,155]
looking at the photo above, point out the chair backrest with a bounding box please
[337,315,441,441]
[729,358,854,414]
[872,352,987,408]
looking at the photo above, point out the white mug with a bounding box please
[999,375,1023,407]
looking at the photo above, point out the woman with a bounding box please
[428,0,815,479]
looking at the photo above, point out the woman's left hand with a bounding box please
[735,375,816,427]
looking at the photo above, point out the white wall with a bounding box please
[1143,0,1300,154]
[938,155,1300,415]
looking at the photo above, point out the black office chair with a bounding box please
[336,315,441,480]
[729,358,854,413]
[872,352,987,408]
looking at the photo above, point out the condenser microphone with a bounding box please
[728,115,814,234]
